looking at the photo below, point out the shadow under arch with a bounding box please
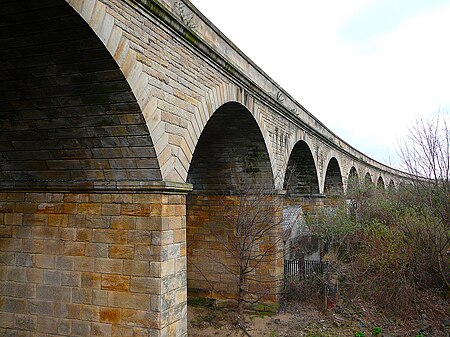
[186,102,279,302]
[0,0,162,188]
[365,172,373,185]
[283,140,320,197]
[187,102,275,193]
[388,179,396,190]
[324,157,343,196]
[347,166,359,191]
[377,176,386,190]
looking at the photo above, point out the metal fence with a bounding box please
[284,258,327,283]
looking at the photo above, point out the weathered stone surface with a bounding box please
[101,274,130,291]
[0,0,409,336]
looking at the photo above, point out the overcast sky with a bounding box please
[189,0,450,168]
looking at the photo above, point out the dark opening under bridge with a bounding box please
[0,0,409,335]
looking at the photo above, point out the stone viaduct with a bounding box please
[0,0,410,335]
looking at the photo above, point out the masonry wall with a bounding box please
[0,191,187,336]
[187,193,283,304]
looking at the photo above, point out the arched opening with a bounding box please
[347,166,359,193]
[284,141,319,197]
[364,172,373,185]
[349,167,358,180]
[324,157,343,196]
[282,141,321,267]
[377,176,385,190]
[0,0,161,187]
[186,102,279,303]
[388,180,396,190]
[0,1,167,335]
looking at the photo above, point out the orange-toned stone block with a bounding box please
[47,214,68,227]
[101,274,130,291]
[99,307,121,323]
[78,203,102,215]
[76,229,92,241]
[121,204,151,217]
[63,203,78,215]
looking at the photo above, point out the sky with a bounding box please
[189,0,450,168]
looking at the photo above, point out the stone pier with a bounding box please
[0,183,190,336]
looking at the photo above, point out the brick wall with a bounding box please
[0,190,187,336]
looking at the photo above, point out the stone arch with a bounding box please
[364,172,373,185]
[282,131,318,189]
[187,102,275,193]
[186,101,277,300]
[65,0,276,183]
[0,0,162,188]
[349,166,359,181]
[323,157,343,195]
[377,176,385,190]
[345,166,359,194]
[284,140,320,196]
[388,179,396,190]
[186,85,277,185]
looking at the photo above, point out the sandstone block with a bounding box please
[99,307,121,323]
[63,241,86,256]
[72,320,91,336]
[93,229,127,244]
[130,276,160,294]
[123,260,149,276]
[72,287,93,304]
[92,322,112,336]
[93,289,108,306]
[47,214,68,227]
[81,305,100,321]
[108,292,150,310]
[34,254,56,269]
[36,316,58,334]
[121,309,159,328]
[108,244,134,259]
[54,302,82,319]
[74,256,95,272]
[101,274,130,291]
[61,271,81,287]
[86,243,108,258]
[58,318,72,335]
[81,272,101,288]
[95,258,123,274]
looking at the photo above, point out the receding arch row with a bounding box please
[64,0,402,192]
[346,166,398,191]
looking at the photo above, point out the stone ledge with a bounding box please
[0,181,193,194]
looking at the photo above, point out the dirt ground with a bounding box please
[187,299,450,337]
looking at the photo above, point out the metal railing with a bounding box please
[284,258,327,283]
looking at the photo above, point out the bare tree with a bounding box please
[189,176,288,331]
[398,112,450,290]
